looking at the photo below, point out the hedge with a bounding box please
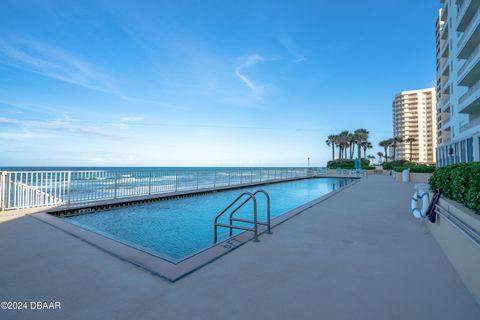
[393,165,436,173]
[383,160,411,170]
[327,159,370,169]
[429,162,480,214]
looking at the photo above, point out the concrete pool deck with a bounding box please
[0,175,479,319]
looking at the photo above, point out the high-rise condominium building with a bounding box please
[393,88,437,164]
[435,0,480,166]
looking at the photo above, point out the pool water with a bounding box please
[66,178,352,262]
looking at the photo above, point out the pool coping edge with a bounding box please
[29,177,361,282]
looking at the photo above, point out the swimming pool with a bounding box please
[64,177,352,262]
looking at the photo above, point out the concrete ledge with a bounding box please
[393,172,433,183]
[428,197,480,305]
[410,172,433,183]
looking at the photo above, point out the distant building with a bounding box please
[392,88,437,164]
[435,1,480,166]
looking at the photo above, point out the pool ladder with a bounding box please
[214,190,271,243]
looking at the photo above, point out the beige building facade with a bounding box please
[392,88,437,164]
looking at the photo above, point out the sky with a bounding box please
[0,0,441,167]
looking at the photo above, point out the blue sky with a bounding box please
[0,0,440,167]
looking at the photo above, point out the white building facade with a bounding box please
[393,88,437,164]
[436,0,480,166]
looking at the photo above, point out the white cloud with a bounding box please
[0,116,123,139]
[0,35,125,98]
[0,132,54,141]
[110,123,129,128]
[234,54,267,96]
[294,57,307,63]
[0,117,18,124]
[0,34,180,109]
[119,116,143,122]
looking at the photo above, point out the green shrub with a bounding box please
[429,162,480,214]
[383,160,411,170]
[393,165,436,173]
[327,159,369,169]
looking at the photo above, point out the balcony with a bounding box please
[442,126,452,144]
[458,43,480,86]
[458,8,480,59]
[441,2,449,22]
[441,21,449,40]
[441,78,450,95]
[443,114,451,126]
[460,116,480,133]
[457,0,480,32]
[458,79,480,113]
[441,60,450,77]
[440,41,449,59]
[439,94,450,109]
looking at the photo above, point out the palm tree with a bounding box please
[405,136,417,162]
[377,152,384,163]
[337,131,350,160]
[392,136,403,161]
[379,140,391,163]
[362,141,373,159]
[347,132,355,159]
[326,134,337,161]
[335,135,343,159]
[353,128,369,159]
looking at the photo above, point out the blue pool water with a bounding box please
[66,178,352,262]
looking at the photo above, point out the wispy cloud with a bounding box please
[235,54,268,96]
[277,34,308,63]
[0,117,18,124]
[120,116,143,122]
[0,100,67,116]
[110,116,144,129]
[0,132,54,141]
[0,116,123,140]
[294,56,307,63]
[0,34,125,97]
[0,33,183,109]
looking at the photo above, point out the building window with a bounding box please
[467,138,473,163]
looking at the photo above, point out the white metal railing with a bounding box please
[458,43,480,79]
[460,116,480,133]
[458,8,480,49]
[458,0,472,28]
[439,94,450,108]
[459,78,480,105]
[0,168,326,211]
[443,113,451,124]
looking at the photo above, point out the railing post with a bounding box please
[67,171,72,207]
[252,197,259,242]
[114,172,118,199]
[148,171,152,195]
[214,171,217,188]
[175,171,178,192]
[0,171,6,211]
[196,171,199,190]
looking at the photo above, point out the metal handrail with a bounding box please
[435,203,480,247]
[214,192,258,243]
[229,189,271,236]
